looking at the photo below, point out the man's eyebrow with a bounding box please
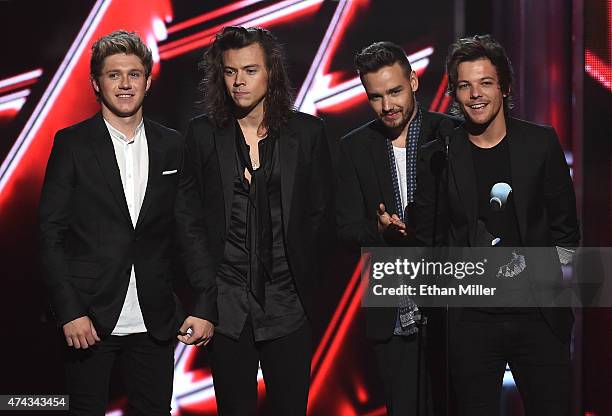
[223,64,261,69]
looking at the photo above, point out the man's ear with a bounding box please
[410,70,419,93]
[91,77,100,93]
[145,76,151,93]
[503,85,511,98]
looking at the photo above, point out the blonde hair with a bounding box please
[90,30,152,80]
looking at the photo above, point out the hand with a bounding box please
[63,316,100,349]
[177,316,214,346]
[377,203,407,236]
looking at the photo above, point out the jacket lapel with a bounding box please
[135,119,163,229]
[369,123,397,215]
[279,123,299,233]
[214,123,237,232]
[449,127,478,243]
[506,119,528,244]
[89,113,132,226]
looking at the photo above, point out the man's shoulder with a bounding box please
[287,110,324,129]
[145,117,181,140]
[423,110,457,121]
[422,111,461,129]
[188,114,215,130]
[340,120,379,145]
[54,113,103,146]
[508,117,555,135]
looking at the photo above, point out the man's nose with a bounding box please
[469,85,481,99]
[119,75,130,89]
[233,72,245,86]
[382,96,392,111]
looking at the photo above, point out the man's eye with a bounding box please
[224,69,236,76]
[108,73,119,79]
[368,96,381,101]
[129,72,141,78]
[457,84,469,90]
[390,90,401,96]
[246,69,257,75]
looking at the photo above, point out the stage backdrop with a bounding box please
[0,1,588,415]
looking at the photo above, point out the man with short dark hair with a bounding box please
[39,30,215,415]
[336,41,454,415]
[180,26,333,415]
[441,34,579,415]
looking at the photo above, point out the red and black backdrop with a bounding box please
[0,1,609,415]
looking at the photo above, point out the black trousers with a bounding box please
[373,333,429,416]
[63,332,174,416]
[209,320,312,416]
[449,318,570,416]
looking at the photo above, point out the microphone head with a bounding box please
[437,118,455,140]
[489,182,512,211]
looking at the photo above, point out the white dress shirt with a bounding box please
[104,118,149,336]
[393,145,408,210]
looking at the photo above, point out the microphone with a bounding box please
[437,119,455,156]
[489,182,512,211]
[429,119,455,175]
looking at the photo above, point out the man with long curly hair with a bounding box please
[179,26,333,415]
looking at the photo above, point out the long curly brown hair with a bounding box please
[198,26,294,132]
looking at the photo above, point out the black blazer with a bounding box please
[178,111,333,323]
[419,117,580,341]
[39,113,214,340]
[336,111,457,340]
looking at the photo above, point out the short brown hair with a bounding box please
[354,41,413,80]
[90,30,153,80]
[446,34,514,114]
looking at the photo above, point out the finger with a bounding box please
[78,334,89,349]
[66,336,73,347]
[178,319,191,334]
[392,220,407,229]
[377,203,386,215]
[182,335,196,345]
[72,336,82,349]
[190,330,205,344]
[85,331,97,346]
[91,323,101,342]
[197,337,212,347]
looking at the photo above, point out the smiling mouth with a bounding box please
[468,103,487,110]
[116,94,134,98]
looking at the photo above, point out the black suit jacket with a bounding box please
[178,111,333,324]
[39,113,215,340]
[418,117,580,341]
[336,111,457,340]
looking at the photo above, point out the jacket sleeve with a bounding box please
[39,131,88,325]
[308,119,334,246]
[414,138,450,246]
[175,121,218,324]
[543,127,580,247]
[335,138,384,248]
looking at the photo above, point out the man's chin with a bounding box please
[381,119,405,130]
[109,106,141,118]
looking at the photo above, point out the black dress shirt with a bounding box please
[214,126,306,341]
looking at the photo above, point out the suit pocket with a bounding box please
[67,260,101,279]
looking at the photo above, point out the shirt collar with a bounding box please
[103,117,145,143]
